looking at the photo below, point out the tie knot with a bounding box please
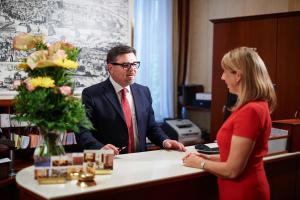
[121,88,128,98]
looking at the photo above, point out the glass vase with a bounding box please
[34,130,65,166]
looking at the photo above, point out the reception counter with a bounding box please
[16,147,300,200]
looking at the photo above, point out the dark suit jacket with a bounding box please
[76,78,169,152]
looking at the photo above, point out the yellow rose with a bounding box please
[54,59,79,69]
[29,77,55,88]
[16,63,30,70]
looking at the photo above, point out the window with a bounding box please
[134,0,173,121]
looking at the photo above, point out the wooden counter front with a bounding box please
[16,147,300,200]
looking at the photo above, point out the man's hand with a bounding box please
[101,144,120,155]
[163,139,186,151]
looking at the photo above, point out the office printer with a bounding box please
[161,119,202,145]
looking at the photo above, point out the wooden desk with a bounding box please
[273,119,300,152]
[15,147,300,200]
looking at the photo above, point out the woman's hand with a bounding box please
[194,152,210,159]
[195,152,220,161]
[182,152,204,169]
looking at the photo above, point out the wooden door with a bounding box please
[210,22,231,139]
[211,17,277,139]
[275,15,300,119]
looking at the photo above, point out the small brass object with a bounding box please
[38,177,66,184]
[67,172,80,180]
[76,172,96,187]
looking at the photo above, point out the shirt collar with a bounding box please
[109,76,131,94]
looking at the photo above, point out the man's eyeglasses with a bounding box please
[111,61,140,69]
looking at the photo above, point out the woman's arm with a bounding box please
[194,152,220,162]
[183,135,255,179]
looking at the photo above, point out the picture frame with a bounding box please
[0,0,133,99]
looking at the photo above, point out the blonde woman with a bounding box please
[183,47,276,200]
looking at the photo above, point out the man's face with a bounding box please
[108,52,138,87]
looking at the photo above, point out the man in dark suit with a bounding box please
[77,45,185,154]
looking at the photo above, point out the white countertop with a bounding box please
[16,146,300,200]
[16,146,201,199]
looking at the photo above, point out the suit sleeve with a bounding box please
[76,89,104,150]
[144,87,169,147]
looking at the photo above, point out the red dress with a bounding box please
[216,101,271,200]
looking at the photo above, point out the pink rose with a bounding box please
[23,78,35,92]
[59,86,72,96]
[51,49,67,61]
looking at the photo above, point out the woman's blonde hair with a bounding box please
[221,47,277,113]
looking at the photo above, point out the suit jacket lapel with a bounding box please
[103,79,126,122]
[131,84,141,127]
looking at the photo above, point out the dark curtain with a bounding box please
[177,0,190,86]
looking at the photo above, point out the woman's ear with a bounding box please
[235,71,242,83]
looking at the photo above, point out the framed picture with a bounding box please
[0,62,24,99]
[0,0,133,99]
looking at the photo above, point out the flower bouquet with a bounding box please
[12,33,92,158]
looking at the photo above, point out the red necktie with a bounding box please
[121,88,135,153]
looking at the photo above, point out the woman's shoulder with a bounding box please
[238,101,269,115]
[245,100,268,108]
[231,101,269,129]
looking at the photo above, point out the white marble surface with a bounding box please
[16,146,201,199]
[16,146,300,200]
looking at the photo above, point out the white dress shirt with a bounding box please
[109,76,140,150]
